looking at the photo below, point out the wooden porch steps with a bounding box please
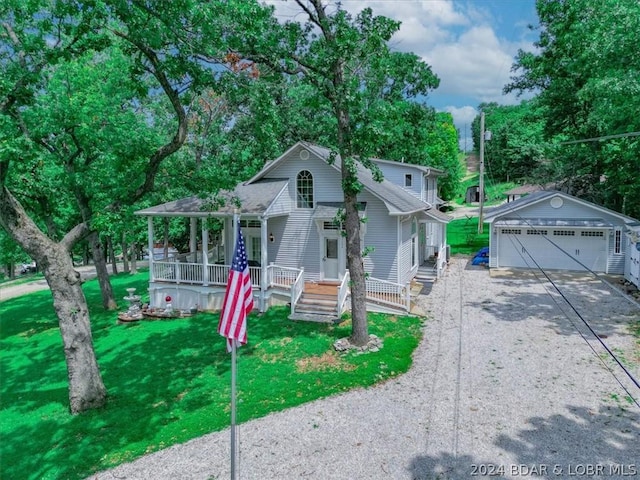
[289,282,341,323]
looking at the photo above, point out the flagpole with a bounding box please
[230,213,239,480]
[230,338,237,480]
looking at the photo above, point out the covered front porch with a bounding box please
[136,212,414,317]
[147,253,414,318]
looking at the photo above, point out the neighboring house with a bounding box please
[483,191,638,273]
[624,225,640,288]
[503,182,564,203]
[135,142,451,317]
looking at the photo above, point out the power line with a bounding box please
[497,220,640,407]
[558,130,640,145]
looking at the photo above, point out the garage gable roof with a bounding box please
[484,191,638,225]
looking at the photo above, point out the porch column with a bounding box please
[147,217,155,281]
[202,222,209,286]
[189,217,197,256]
[225,217,233,264]
[260,216,268,313]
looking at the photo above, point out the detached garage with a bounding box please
[484,191,638,274]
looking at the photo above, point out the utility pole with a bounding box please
[478,111,485,234]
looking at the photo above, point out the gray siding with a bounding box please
[267,151,343,281]
[424,177,437,204]
[267,151,344,203]
[515,196,627,225]
[268,211,320,280]
[262,151,405,283]
[375,163,423,200]
[361,191,398,282]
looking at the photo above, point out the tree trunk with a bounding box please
[121,232,129,273]
[46,244,108,413]
[336,105,369,346]
[107,236,118,275]
[82,243,90,266]
[130,241,138,274]
[344,188,369,346]
[0,186,106,413]
[88,232,118,310]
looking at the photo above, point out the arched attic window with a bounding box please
[296,170,314,208]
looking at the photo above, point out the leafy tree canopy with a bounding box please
[505,0,640,217]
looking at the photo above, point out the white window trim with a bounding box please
[614,228,623,255]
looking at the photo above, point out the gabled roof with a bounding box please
[248,141,448,218]
[370,157,446,177]
[484,191,638,225]
[135,179,289,218]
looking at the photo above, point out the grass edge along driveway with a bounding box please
[0,270,423,480]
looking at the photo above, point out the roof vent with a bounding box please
[299,149,309,160]
[550,196,563,209]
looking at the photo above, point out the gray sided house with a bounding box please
[135,142,451,317]
[484,191,638,273]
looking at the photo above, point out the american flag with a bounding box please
[218,222,254,350]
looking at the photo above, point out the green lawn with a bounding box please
[0,271,423,480]
[447,217,490,255]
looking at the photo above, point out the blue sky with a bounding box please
[266,0,540,149]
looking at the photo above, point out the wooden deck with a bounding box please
[303,281,339,296]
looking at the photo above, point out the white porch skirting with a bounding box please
[147,282,291,312]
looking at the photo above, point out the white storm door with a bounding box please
[322,237,339,280]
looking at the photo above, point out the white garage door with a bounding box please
[497,228,607,271]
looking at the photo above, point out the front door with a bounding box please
[322,237,339,280]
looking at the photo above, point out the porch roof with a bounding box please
[312,202,367,220]
[421,208,453,223]
[134,179,289,218]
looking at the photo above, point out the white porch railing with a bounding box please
[268,264,301,289]
[337,272,350,315]
[364,276,410,312]
[152,261,410,313]
[154,262,262,287]
[153,262,304,293]
[289,269,305,314]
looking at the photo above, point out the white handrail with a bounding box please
[269,264,302,289]
[290,269,305,314]
[364,276,410,311]
[337,271,350,315]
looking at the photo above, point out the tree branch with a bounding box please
[110,28,188,202]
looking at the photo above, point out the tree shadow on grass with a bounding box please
[2,268,416,479]
[409,403,639,479]
[2,270,401,480]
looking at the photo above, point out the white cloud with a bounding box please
[443,105,477,151]
[263,0,535,108]
[445,105,477,126]
[425,25,516,103]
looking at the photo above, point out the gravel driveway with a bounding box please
[91,257,640,479]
